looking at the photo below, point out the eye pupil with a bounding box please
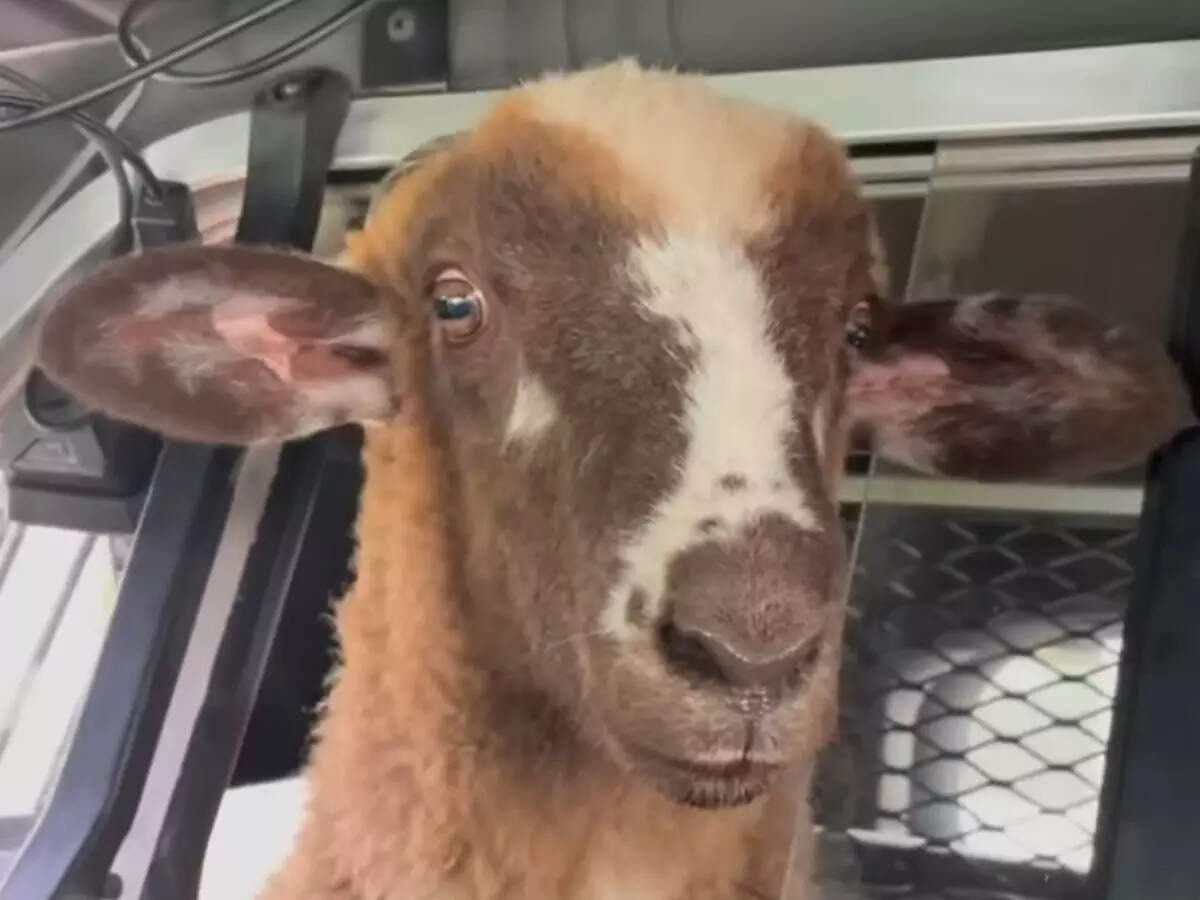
[430,270,486,343]
[435,296,476,320]
[846,298,874,350]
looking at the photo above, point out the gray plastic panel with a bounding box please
[449,0,1200,89]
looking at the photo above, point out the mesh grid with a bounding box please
[814,502,1136,900]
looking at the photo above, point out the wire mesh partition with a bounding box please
[814,501,1135,899]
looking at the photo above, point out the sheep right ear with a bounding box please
[846,294,1192,480]
[37,243,399,445]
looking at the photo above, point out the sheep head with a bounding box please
[35,61,1191,811]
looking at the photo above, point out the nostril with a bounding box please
[658,622,728,684]
[658,620,824,690]
[790,638,822,686]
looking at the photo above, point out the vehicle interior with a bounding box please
[1,2,1199,899]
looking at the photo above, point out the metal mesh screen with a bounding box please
[814,501,1136,899]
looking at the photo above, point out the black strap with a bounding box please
[137,68,355,900]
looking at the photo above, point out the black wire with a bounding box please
[0,68,142,429]
[0,0,374,133]
[0,63,53,102]
[0,98,130,254]
[0,72,136,257]
[0,93,162,197]
[118,0,378,87]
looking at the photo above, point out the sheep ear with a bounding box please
[37,244,398,445]
[847,295,1193,481]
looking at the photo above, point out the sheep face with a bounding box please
[367,88,870,812]
[36,62,1191,811]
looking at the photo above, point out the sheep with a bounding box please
[35,60,1191,900]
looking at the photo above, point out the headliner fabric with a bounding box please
[448,0,1200,89]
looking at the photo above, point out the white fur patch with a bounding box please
[291,374,392,436]
[811,392,830,460]
[866,216,890,297]
[505,374,559,445]
[526,60,797,238]
[332,314,389,348]
[603,233,819,636]
[951,293,1001,332]
[134,276,231,318]
[157,333,240,392]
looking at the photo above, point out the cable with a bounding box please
[0,0,373,246]
[0,68,169,249]
[0,93,162,197]
[0,0,375,133]
[0,69,146,429]
[0,64,55,103]
[0,0,375,247]
[0,0,299,131]
[119,0,378,87]
[0,94,131,253]
[0,69,140,257]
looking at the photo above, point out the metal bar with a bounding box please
[0,523,25,593]
[0,442,241,900]
[1092,147,1200,900]
[141,428,360,899]
[838,475,1145,517]
[0,534,94,762]
[106,446,278,898]
[817,830,1089,898]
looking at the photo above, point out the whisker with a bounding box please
[538,626,610,655]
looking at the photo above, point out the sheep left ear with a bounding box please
[36,243,399,445]
[847,295,1193,481]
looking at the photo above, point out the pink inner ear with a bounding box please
[847,354,966,424]
[214,300,300,382]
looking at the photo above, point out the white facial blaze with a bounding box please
[811,391,830,460]
[603,233,818,637]
[505,373,560,445]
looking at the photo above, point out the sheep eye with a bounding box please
[845,299,874,350]
[431,269,486,344]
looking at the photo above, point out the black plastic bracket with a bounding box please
[131,180,198,251]
[2,180,197,533]
[360,0,448,91]
[1092,146,1200,900]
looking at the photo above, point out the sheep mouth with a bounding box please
[628,747,783,809]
